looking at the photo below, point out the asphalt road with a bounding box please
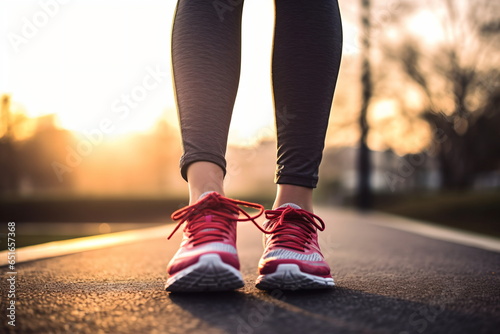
[2,207,499,334]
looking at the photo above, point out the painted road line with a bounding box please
[0,224,174,266]
[2,208,499,266]
[368,211,500,253]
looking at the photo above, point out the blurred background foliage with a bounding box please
[1,0,499,246]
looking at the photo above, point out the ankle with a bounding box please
[186,162,225,204]
[273,184,314,212]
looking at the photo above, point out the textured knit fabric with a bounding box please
[172,0,343,188]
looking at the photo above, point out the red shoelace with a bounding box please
[263,207,326,252]
[167,193,266,246]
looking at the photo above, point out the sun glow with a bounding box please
[2,0,280,145]
[2,0,437,152]
[406,10,445,45]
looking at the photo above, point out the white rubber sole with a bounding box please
[165,254,244,292]
[255,264,335,291]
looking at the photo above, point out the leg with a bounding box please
[167,0,268,292]
[186,161,224,204]
[273,184,313,212]
[272,0,343,211]
[172,0,244,203]
[255,0,343,291]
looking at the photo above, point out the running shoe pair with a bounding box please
[165,192,334,292]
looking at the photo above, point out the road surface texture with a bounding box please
[2,207,499,334]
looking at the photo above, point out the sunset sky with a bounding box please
[1,1,360,143]
[1,0,439,148]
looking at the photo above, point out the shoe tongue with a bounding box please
[193,194,238,233]
[277,203,302,210]
[198,191,218,200]
[198,215,228,234]
[263,203,302,229]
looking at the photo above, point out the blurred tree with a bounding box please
[356,0,374,209]
[1,94,77,195]
[384,0,500,190]
[19,115,76,193]
[0,95,22,194]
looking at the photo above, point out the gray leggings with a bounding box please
[173,0,343,188]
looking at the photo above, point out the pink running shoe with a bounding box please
[256,203,334,290]
[165,192,264,292]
